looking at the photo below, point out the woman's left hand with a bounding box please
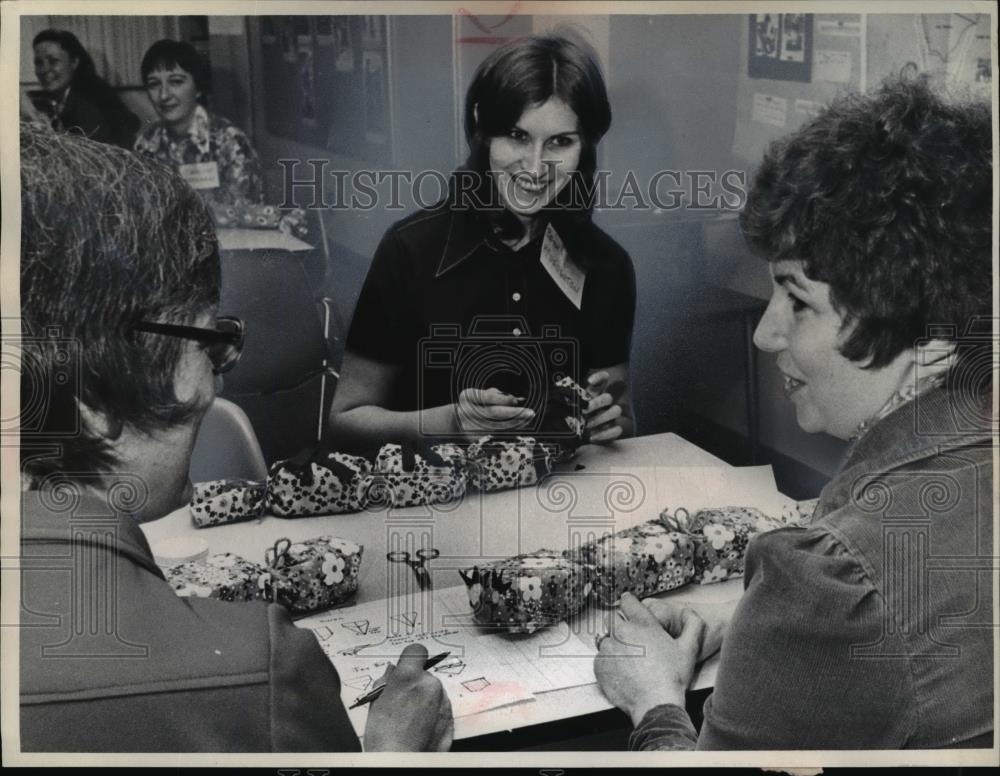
[584,369,632,443]
[594,593,705,726]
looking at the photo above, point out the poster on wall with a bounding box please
[298,39,317,127]
[333,17,354,72]
[749,13,813,81]
[362,50,387,144]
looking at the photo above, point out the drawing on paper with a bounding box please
[391,611,418,630]
[342,620,371,636]
[461,677,490,692]
[342,674,374,692]
[338,643,372,656]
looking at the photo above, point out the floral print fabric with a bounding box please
[566,520,696,605]
[260,535,363,614]
[165,552,260,601]
[459,550,592,634]
[134,104,263,206]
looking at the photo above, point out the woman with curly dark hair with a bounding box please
[593,79,994,750]
[28,29,140,148]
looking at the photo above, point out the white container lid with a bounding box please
[151,536,210,568]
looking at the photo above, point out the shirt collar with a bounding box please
[20,488,166,580]
[434,204,503,278]
[143,104,212,156]
[814,385,993,520]
[433,205,567,279]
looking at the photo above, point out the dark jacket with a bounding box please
[29,87,140,149]
[19,490,361,752]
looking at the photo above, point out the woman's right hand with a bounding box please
[640,598,731,663]
[455,387,535,438]
[362,643,454,751]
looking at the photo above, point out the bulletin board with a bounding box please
[257,15,391,159]
[732,12,992,165]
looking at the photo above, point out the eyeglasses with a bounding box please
[132,316,245,375]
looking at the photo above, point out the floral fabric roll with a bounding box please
[268,450,372,517]
[661,506,786,584]
[459,549,591,634]
[189,479,267,528]
[360,443,468,508]
[566,520,696,605]
[259,535,363,614]
[465,436,565,492]
[165,553,262,601]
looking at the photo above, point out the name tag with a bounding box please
[539,224,586,309]
[178,161,220,190]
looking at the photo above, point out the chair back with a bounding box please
[190,397,268,483]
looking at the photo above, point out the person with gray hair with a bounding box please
[18,122,452,752]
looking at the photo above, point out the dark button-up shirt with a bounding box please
[346,199,636,419]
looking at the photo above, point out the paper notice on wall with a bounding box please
[817,17,862,37]
[815,49,852,83]
[751,93,788,128]
[795,99,826,117]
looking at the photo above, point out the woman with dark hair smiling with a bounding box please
[329,33,636,452]
[28,29,139,148]
[592,79,994,750]
[134,39,263,207]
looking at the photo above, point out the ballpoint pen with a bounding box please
[348,651,452,709]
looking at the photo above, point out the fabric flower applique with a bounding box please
[518,576,543,601]
[703,523,735,551]
[328,537,360,555]
[645,536,675,562]
[322,554,346,585]
[702,565,729,584]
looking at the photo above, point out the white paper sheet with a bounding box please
[608,464,795,526]
[297,465,797,737]
[296,585,601,737]
[751,93,787,128]
[815,49,853,83]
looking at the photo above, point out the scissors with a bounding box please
[386,548,439,591]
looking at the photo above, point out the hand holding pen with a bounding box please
[359,643,455,752]
[350,650,451,708]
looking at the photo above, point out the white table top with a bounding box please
[143,432,746,741]
[216,228,313,253]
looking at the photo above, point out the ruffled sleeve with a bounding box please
[696,525,916,749]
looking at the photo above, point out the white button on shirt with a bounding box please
[512,328,522,337]
[512,292,522,302]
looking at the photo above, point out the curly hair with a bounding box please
[740,78,991,370]
[20,121,220,482]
